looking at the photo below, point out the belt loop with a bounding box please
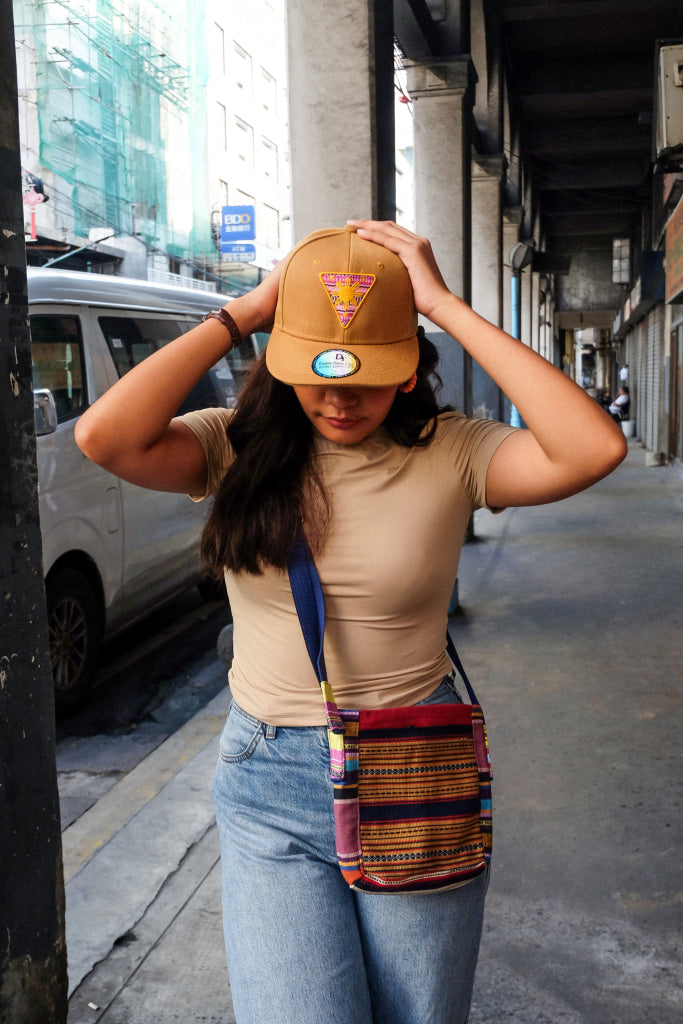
[264,723,277,739]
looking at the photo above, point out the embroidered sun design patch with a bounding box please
[320,272,376,328]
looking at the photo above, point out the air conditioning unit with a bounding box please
[655,42,683,166]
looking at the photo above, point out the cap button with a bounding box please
[344,223,358,233]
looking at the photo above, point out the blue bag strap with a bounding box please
[288,533,482,713]
[288,535,345,736]
[288,533,327,685]
[445,632,481,707]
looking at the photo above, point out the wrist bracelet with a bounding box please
[202,308,242,348]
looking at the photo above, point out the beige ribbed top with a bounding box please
[179,408,515,725]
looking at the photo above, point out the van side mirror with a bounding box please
[33,388,58,436]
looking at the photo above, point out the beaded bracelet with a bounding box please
[202,308,242,348]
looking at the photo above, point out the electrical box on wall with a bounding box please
[655,42,683,166]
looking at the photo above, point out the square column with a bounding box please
[472,154,505,419]
[406,57,475,414]
[503,206,523,337]
[531,269,541,355]
[472,155,504,327]
[285,0,395,239]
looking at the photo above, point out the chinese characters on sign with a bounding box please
[221,205,256,262]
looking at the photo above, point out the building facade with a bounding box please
[14,0,291,288]
[13,0,683,462]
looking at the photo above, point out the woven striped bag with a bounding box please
[289,536,492,895]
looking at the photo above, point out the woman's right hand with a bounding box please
[75,262,284,495]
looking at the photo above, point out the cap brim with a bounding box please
[266,328,419,387]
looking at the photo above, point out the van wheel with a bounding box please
[46,569,103,705]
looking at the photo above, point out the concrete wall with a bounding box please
[556,251,623,313]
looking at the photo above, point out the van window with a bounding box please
[99,315,236,413]
[31,315,87,422]
[98,316,187,377]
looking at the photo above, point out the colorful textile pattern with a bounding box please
[287,532,491,895]
[332,703,492,893]
[320,272,376,328]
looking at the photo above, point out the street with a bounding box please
[56,591,231,831]
[61,443,682,1023]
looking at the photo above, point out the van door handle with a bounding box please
[106,485,121,534]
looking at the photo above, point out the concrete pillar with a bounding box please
[472,155,504,419]
[502,208,522,338]
[521,264,532,347]
[285,0,395,239]
[537,277,549,361]
[595,329,610,392]
[0,3,68,1019]
[575,332,583,384]
[472,156,504,326]
[531,271,541,354]
[406,56,475,415]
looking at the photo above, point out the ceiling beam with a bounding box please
[524,119,650,158]
[522,87,652,119]
[393,0,440,58]
[543,211,636,235]
[555,310,617,329]
[502,0,680,22]
[541,191,642,214]
[532,156,650,190]
[546,234,619,254]
[513,59,652,95]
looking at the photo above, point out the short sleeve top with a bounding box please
[179,407,515,725]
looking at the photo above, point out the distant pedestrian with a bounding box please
[609,385,630,422]
[75,221,626,1023]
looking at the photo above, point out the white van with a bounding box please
[30,268,261,705]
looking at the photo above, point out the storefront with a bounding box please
[665,194,683,463]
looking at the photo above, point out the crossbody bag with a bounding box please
[288,534,493,894]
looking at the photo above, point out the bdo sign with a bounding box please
[221,205,255,246]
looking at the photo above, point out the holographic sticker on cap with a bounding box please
[320,273,375,328]
[312,349,360,379]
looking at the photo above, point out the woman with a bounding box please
[76,221,626,1023]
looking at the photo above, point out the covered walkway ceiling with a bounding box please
[502,0,683,260]
[396,0,683,266]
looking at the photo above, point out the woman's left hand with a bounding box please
[347,220,452,322]
[349,220,627,507]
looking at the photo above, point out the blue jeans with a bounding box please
[211,677,487,1024]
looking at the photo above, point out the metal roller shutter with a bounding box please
[645,309,663,452]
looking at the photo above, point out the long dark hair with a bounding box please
[201,328,447,576]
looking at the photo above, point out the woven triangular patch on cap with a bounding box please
[320,272,376,328]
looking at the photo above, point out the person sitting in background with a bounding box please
[609,385,630,423]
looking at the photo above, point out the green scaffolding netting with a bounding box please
[15,0,214,264]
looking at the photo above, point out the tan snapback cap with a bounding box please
[266,225,419,386]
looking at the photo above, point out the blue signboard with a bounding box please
[221,205,255,246]
[222,243,257,263]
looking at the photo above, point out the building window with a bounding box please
[233,43,252,95]
[231,189,255,207]
[261,137,278,180]
[235,118,254,166]
[259,67,277,114]
[612,237,631,285]
[217,102,228,150]
[262,204,280,249]
[213,23,225,75]
[219,179,229,205]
